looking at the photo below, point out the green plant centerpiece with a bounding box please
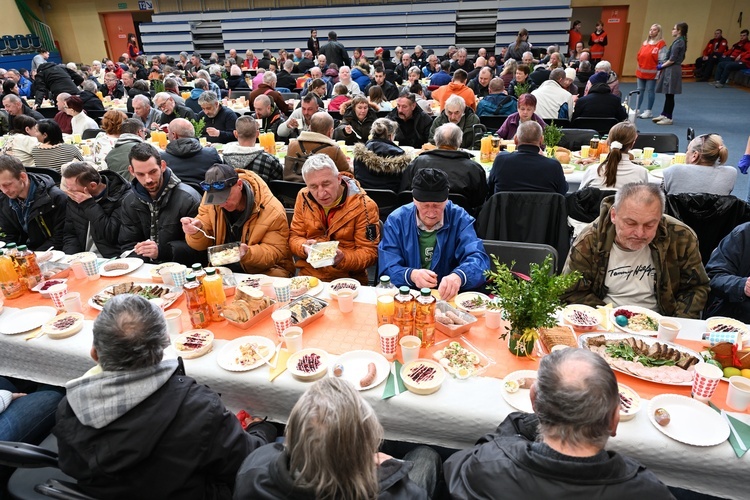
[484,254,581,357]
[513,81,531,98]
[151,79,165,94]
[543,122,564,158]
[190,117,207,138]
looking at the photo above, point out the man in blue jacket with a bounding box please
[378,168,489,300]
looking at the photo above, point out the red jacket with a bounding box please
[589,30,608,59]
[702,37,729,57]
[636,40,666,80]
[727,39,750,59]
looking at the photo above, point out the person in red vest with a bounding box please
[589,21,608,64]
[635,23,667,119]
[695,29,729,81]
[568,20,582,58]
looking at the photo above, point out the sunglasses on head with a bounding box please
[200,177,238,192]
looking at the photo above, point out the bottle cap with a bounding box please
[192,263,202,270]
[399,286,410,295]
[186,273,196,282]
[206,269,216,276]
[420,288,431,296]
[380,275,391,284]
[17,245,27,251]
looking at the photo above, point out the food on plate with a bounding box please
[235,342,270,366]
[285,296,327,324]
[103,261,130,272]
[618,384,640,421]
[554,147,571,164]
[42,312,84,339]
[433,341,481,377]
[585,335,699,384]
[296,352,322,373]
[290,276,313,297]
[330,280,358,293]
[406,362,438,384]
[222,293,274,324]
[209,245,241,266]
[436,309,469,326]
[504,377,534,394]
[38,280,65,291]
[654,407,671,426]
[333,363,344,377]
[92,282,173,307]
[458,295,485,311]
[150,262,179,282]
[538,325,578,352]
[564,307,600,329]
[240,276,262,289]
[173,330,214,359]
[360,362,377,387]
[504,380,519,393]
[613,308,659,332]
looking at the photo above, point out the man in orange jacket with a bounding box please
[430,69,477,111]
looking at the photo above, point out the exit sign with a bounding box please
[117,2,127,8]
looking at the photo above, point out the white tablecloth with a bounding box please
[0,264,747,498]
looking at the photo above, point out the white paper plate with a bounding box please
[290,277,324,298]
[500,370,537,413]
[705,317,750,344]
[35,250,65,263]
[217,336,276,372]
[328,278,360,300]
[60,252,96,264]
[648,394,729,446]
[288,348,329,380]
[88,282,181,311]
[99,257,145,277]
[0,306,58,335]
[454,292,490,317]
[329,350,389,390]
[31,279,68,297]
[610,305,662,336]
[650,168,666,179]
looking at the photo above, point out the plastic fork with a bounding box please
[195,226,215,240]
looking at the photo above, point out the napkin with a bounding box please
[269,349,291,381]
[709,402,750,458]
[382,360,406,399]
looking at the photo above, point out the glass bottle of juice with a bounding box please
[203,269,226,322]
[183,273,211,328]
[589,135,600,158]
[375,275,398,297]
[393,286,415,339]
[414,288,436,348]
[191,263,206,283]
[4,243,21,278]
[16,245,42,290]
[480,134,492,162]
[0,251,24,299]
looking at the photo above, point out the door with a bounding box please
[101,12,137,61]
[601,7,630,77]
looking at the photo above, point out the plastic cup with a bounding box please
[400,335,421,364]
[376,295,395,326]
[273,278,291,303]
[271,308,293,337]
[164,309,182,335]
[580,145,590,157]
[630,148,643,159]
[260,278,276,299]
[47,283,68,310]
[199,137,208,147]
[599,153,608,163]
[674,152,687,164]
[159,266,177,285]
[80,255,99,280]
[62,292,82,313]
[169,266,187,288]
[485,309,501,329]
[337,290,354,313]
[378,324,399,360]
[657,319,681,343]
[691,363,723,403]
[506,143,516,153]
[643,147,654,159]
[70,261,87,279]
[726,376,750,411]
[282,326,304,354]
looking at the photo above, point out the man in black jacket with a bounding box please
[33,62,82,105]
[161,118,222,186]
[0,155,66,250]
[365,67,399,101]
[571,70,627,121]
[54,294,277,500]
[277,60,298,91]
[154,92,196,126]
[197,91,238,144]
[320,31,350,68]
[118,143,201,263]
[387,93,433,148]
[61,162,131,258]
[444,348,674,499]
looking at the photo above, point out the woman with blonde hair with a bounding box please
[663,133,735,195]
[579,121,648,190]
[234,377,437,499]
[635,24,667,119]
[499,58,518,90]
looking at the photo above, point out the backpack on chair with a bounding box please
[283,141,329,181]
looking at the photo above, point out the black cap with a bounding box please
[412,168,449,202]
[203,164,239,205]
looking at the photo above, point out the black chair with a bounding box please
[476,192,570,272]
[365,188,400,219]
[472,123,487,148]
[269,179,306,209]
[570,117,621,135]
[558,128,598,151]
[397,190,473,213]
[228,89,251,100]
[481,240,558,277]
[543,118,571,129]
[81,128,102,140]
[328,111,342,122]
[478,115,508,134]
[26,166,61,185]
[37,107,57,119]
[633,133,679,153]
[86,110,107,122]
[0,38,6,54]
[3,35,18,53]
[279,92,299,100]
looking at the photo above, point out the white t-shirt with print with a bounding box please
[603,243,658,310]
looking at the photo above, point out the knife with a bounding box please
[721,409,747,451]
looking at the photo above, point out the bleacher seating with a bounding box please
[0,33,39,55]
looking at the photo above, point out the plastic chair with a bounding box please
[279,92,299,100]
[472,123,487,148]
[481,240,558,277]
[478,115,508,134]
[3,35,18,53]
[570,117,621,135]
[633,133,679,153]
[364,188,400,219]
[228,89,251,100]
[0,38,7,54]
[269,179,306,209]
[81,128,102,140]
[557,128,598,151]
[15,34,31,51]
[28,34,42,49]
[25,166,62,185]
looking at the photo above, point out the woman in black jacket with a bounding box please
[352,117,412,192]
[333,96,378,145]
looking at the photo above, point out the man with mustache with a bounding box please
[562,183,708,318]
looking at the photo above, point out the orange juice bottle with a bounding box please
[480,134,492,162]
[203,269,226,322]
[414,288,436,348]
[0,251,24,298]
[393,286,415,339]
[15,245,42,290]
[183,273,211,328]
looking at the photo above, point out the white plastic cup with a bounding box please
[282,326,304,354]
[674,152,687,164]
[47,283,68,310]
[159,266,177,285]
[273,278,291,303]
[657,319,681,343]
[643,147,654,159]
[506,143,516,153]
[271,308,293,337]
[164,309,182,335]
[400,335,421,364]
[691,363,723,403]
[260,278,276,299]
[630,148,643,159]
[70,261,87,280]
[337,290,354,313]
[169,266,187,288]
[485,309,501,329]
[378,324,399,360]
[726,376,750,411]
[62,292,82,313]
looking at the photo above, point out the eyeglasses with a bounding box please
[200,177,238,191]
[155,100,169,111]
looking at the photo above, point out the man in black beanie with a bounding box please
[378,168,489,300]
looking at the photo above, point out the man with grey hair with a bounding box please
[249,71,290,115]
[131,94,162,130]
[5,69,31,98]
[154,91,195,126]
[531,67,577,119]
[444,348,674,498]
[468,66,492,98]
[185,78,208,114]
[402,122,487,210]
[289,153,379,284]
[284,112,349,181]
[422,54,440,78]
[2,94,43,129]
[301,66,333,98]
[222,115,283,183]
[563,182,708,318]
[78,79,106,114]
[196,69,221,96]
[277,59,297,91]
[53,294,277,499]
[450,47,473,73]
[522,51,535,66]
[427,94,481,149]
[197,90,238,144]
[488,120,567,195]
[584,60,621,97]
[296,49,315,74]
[160,117,221,186]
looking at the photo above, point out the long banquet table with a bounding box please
[0,262,746,498]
